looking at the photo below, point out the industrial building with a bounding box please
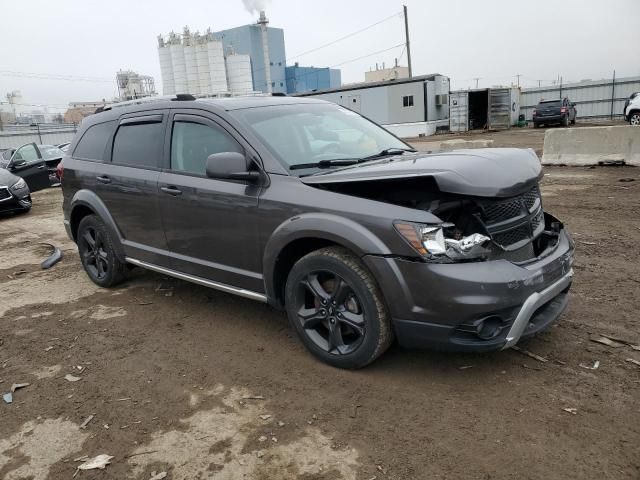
[285,63,341,94]
[364,61,409,83]
[449,87,520,132]
[116,70,157,101]
[298,74,450,138]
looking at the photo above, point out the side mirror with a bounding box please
[205,152,260,182]
[11,159,27,169]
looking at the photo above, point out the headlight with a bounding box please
[10,178,27,190]
[394,221,491,262]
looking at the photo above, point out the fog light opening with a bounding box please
[476,316,504,340]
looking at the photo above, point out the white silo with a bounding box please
[195,34,211,95]
[169,32,187,94]
[207,39,228,94]
[226,53,253,94]
[183,28,200,95]
[157,35,175,95]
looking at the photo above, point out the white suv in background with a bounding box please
[624,92,640,125]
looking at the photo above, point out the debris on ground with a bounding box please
[242,395,265,400]
[578,240,597,246]
[562,407,578,415]
[258,414,272,420]
[591,336,625,348]
[579,361,600,370]
[149,472,168,480]
[40,243,63,269]
[3,392,12,404]
[599,334,640,350]
[618,178,635,182]
[258,435,267,442]
[11,382,29,392]
[511,346,548,363]
[44,346,54,351]
[65,374,82,382]
[349,404,361,418]
[277,421,285,427]
[80,414,95,429]
[458,365,474,370]
[74,454,114,476]
[626,358,640,367]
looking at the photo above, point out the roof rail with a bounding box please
[101,94,196,111]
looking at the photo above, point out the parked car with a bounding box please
[0,167,32,214]
[61,96,575,368]
[623,92,640,125]
[0,143,64,187]
[57,142,72,153]
[532,98,577,127]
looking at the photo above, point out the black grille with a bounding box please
[0,188,11,201]
[480,186,540,224]
[492,225,531,247]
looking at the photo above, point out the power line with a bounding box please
[287,11,403,61]
[0,70,113,83]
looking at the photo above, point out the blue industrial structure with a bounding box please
[285,64,342,94]
[214,24,287,94]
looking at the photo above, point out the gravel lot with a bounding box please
[1,129,639,479]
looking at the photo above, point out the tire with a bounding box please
[562,115,569,127]
[77,214,127,288]
[533,122,540,129]
[630,112,640,126]
[284,247,393,369]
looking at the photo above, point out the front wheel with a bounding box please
[630,112,640,126]
[285,247,393,369]
[77,215,127,287]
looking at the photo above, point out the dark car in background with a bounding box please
[532,98,577,127]
[0,167,32,214]
[61,96,574,368]
[1,143,65,188]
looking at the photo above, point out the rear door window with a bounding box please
[73,121,114,161]
[170,120,242,176]
[112,119,164,169]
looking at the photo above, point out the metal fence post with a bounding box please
[610,70,616,120]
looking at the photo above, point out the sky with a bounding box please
[0,0,637,109]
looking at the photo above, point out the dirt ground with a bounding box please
[1,129,639,479]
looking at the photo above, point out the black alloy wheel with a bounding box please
[77,215,127,287]
[295,271,366,355]
[80,226,109,281]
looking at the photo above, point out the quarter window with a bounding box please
[402,95,414,107]
[73,121,114,161]
[112,121,163,168]
[170,121,242,176]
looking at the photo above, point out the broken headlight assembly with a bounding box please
[394,221,491,262]
[10,178,27,191]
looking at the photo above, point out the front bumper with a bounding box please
[0,185,32,213]
[364,224,575,352]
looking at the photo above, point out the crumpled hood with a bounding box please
[301,148,542,197]
[0,167,20,187]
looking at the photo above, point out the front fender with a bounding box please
[70,189,126,261]
[262,212,391,305]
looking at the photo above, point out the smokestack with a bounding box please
[257,10,272,94]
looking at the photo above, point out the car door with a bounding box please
[157,110,263,292]
[92,111,169,266]
[9,143,50,192]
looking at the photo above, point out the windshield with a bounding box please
[39,145,64,160]
[231,103,410,173]
[538,100,562,107]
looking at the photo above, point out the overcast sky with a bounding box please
[1,0,637,108]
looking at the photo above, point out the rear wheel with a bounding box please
[77,215,127,287]
[562,115,570,127]
[630,112,640,126]
[285,247,393,369]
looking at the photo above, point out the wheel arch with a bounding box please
[263,213,391,309]
[69,189,126,261]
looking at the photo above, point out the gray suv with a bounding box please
[61,95,575,368]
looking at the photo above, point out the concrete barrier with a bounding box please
[413,138,494,152]
[542,125,640,166]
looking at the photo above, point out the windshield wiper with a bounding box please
[357,147,417,162]
[290,158,359,170]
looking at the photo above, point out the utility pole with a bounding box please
[473,77,480,89]
[515,74,521,88]
[537,80,541,87]
[403,5,412,78]
[610,69,616,120]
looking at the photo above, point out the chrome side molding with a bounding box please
[125,257,268,303]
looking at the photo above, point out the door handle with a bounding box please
[96,175,112,184]
[37,165,45,169]
[161,186,182,196]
